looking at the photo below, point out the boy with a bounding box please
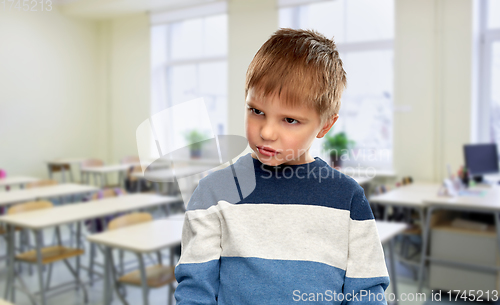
[174,28,390,304]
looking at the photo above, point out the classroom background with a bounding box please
[1,0,500,304]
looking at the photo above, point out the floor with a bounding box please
[0,223,498,305]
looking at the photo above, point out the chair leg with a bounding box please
[168,284,173,305]
[120,249,124,275]
[17,231,23,275]
[137,253,150,305]
[45,264,53,291]
[108,250,130,305]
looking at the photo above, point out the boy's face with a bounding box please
[245,87,338,167]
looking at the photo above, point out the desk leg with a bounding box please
[417,206,433,293]
[61,167,67,183]
[48,164,54,180]
[136,178,142,193]
[495,212,500,259]
[89,220,96,285]
[168,247,176,305]
[35,230,47,305]
[4,225,15,301]
[137,253,149,305]
[388,239,398,305]
[103,246,112,305]
[384,204,390,221]
[76,222,81,292]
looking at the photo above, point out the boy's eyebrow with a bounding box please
[246,101,309,121]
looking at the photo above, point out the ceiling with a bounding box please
[55,0,220,19]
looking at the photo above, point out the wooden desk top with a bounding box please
[0,183,99,206]
[0,194,180,229]
[87,215,184,253]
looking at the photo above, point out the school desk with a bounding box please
[418,184,500,293]
[88,215,184,305]
[0,194,181,305]
[0,176,39,190]
[0,183,99,207]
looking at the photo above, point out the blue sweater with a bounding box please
[175,153,390,304]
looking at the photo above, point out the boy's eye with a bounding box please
[250,108,263,115]
[249,107,298,124]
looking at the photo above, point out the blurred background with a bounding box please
[1,0,500,304]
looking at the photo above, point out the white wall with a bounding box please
[103,14,151,164]
[0,8,100,178]
[393,0,474,182]
[0,9,150,179]
[227,0,278,160]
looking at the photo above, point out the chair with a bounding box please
[107,213,176,305]
[91,187,127,201]
[81,158,105,186]
[47,163,74,182]
[119,156,143,192]
[87,187,128,284]
[6,201,87,304]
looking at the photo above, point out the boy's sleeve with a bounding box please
[342,185,390,305]
[174,179,222,305]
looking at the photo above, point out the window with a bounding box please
[478,0,500,150]
[279,0,394,170]
[151,12,228,152]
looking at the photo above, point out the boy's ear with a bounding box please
[316,114,339,138]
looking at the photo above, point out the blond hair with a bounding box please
[245,28,347,125]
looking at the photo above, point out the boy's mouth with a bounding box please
[257,146,279,156]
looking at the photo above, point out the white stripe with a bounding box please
[179,201,351,270]
[345,219,389,278]
[178,206,222,265]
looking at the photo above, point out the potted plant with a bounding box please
[183,129,209,158]
[322,129,355,169]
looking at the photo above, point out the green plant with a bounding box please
[322,129,355,158]
[182,129,209,150]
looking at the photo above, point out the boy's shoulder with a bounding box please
[186,153,256,211]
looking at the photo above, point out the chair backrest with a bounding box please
[108,212,152,231]
[8,200,53,215]
[26,180,58,189]
[91,188,127,200]
[81,158,104,168]
[48,164,70,172]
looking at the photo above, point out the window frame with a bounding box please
[279,1,394,169]
[478,0,500,143]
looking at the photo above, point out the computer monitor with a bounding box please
[463,143,499,180]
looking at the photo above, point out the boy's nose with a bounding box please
[260,122,278,141]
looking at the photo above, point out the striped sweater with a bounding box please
[175,152,390,304]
